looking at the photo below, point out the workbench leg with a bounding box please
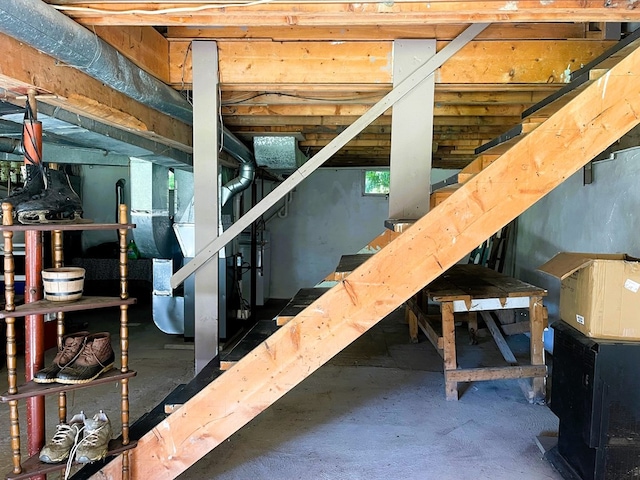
[529,296,546,404]
[442,302,458,401]
[467,311,478,345]
[406,303,419,344]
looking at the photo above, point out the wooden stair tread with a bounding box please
[327,253,374,281]
[220,319,280,369]
[475,122,541,156]
[430,183,462,208]
[274,287,330,325]
[384,218,415,233]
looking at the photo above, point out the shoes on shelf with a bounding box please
[74,410,113,464]
[56,332,115,385]
[33,331,90,384]
[39,411,86,464]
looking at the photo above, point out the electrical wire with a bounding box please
[52,0,276,15]
[222,91,386,105]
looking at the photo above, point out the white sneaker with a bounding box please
[74,410,112,463]
[39,412,86,463]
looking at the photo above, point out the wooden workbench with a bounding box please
[408,264,548,402]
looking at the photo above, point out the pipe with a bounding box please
[221,162,255,207]
[0,137,22,155]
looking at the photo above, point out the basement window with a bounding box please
[363,169,390,195]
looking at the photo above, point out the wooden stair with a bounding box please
[95,35,640,480]
[429,27,640,209]
[274,287,330,326]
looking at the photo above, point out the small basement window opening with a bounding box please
[363,169,390,195]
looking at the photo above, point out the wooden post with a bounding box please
[529,296,546,403]
[406,303,418,344]
[52,229,67,424]
[3,203,21,475]
[467,311,478,345]
[119,204,130,450]
[23,90,45,462]
[441,302,458,401]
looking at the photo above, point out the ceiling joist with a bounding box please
[48,2,640,26]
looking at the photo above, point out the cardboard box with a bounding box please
[539,252,640,340]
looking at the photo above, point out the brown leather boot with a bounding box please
[33,331,89,384]
[56,332,115,384]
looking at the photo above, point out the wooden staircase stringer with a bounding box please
[93,42,640,480]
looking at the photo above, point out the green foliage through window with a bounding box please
[364,170,390,195]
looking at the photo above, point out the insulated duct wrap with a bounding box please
[0,0,192,123]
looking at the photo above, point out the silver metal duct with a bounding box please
[129,158,180,259]
[0,0,192,123]
[221,162,254,207]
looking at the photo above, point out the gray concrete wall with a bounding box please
[267,168,458,299]
[81,164,130,251]
[513,148,640,347]
[268,168,389,299]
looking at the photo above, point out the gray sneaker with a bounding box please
[39,412,86,463]
[75,410,112,463]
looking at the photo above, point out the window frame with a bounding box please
[362,169,390,196]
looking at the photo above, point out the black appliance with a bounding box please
[550,321,640,480]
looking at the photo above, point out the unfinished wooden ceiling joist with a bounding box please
[14,3,635,168]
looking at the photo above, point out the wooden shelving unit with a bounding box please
[1,203,137,479]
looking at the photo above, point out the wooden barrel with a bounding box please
[42,267,85,302]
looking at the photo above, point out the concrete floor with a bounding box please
[1,296,561,480]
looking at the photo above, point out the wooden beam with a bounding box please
[223,115,522,127]
[221,90,553,106]
[221,104,529,117]
[0,31,191,151]
[169,40,614,86]
[406,298,444,352]
[58,2,640,26]
[479,312,518,365]
[94,26,170,83]
[96,33,640,480]
[167,23,590,41]
[446,365,547,383]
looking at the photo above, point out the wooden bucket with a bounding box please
[42,267,85,302]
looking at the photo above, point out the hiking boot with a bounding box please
[56,332,115,384]
[16,167,83,224]
[0,162,45,220]
[33,331,89,384]
[39,411,86,463]
[75,411,112,464]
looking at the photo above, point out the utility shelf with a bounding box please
[0,222,135,232]
[1,370,137,402]
[0,296,136,319]
[5,438,138,480]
